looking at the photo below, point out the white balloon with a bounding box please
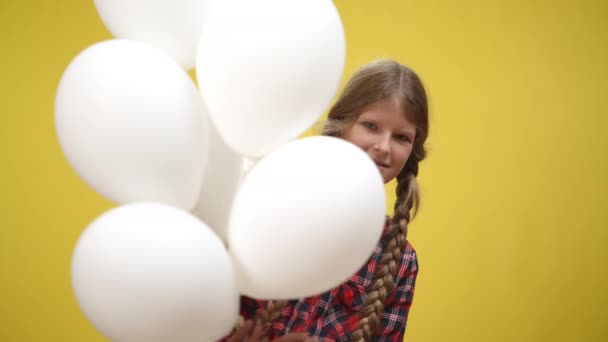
[55,39,208,210]
[192,122,245,243]
[93,0,210,68]
[228,137,386,299]
[71,203,239,342]
[196,0,346,157]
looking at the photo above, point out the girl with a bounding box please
[224,58,429,342]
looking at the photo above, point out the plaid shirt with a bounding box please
[222,219,419,341]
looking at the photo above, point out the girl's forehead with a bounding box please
[361,100,413,118]
[361,97,402,113]
[358,100,417,134]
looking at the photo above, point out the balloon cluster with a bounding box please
[56,1,387,341]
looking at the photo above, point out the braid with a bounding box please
[351,157,419,342]
[228,300,288,340]
[260,299,289,335]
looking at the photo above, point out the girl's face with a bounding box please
[341,98,417,183]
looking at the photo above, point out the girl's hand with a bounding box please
[274,333,317,342]
[228,320,266,342]
[227,320,316,342]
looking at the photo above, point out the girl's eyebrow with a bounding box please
[357,115,376,122]
[399,129,415,138]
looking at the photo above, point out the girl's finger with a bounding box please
[229,320,253,342]
[249,321,265,341]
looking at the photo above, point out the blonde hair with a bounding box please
[260,59,429,341]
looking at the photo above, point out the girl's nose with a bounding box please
[372,135,391,155]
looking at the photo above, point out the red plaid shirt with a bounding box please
[223,219,419,341]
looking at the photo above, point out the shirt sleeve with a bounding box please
[376,248,419,342]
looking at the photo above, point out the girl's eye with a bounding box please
[395,134,410,143]
[362,122,377,130]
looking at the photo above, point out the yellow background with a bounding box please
[1,0,607,341]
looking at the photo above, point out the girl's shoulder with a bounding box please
[398,239,419,282]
